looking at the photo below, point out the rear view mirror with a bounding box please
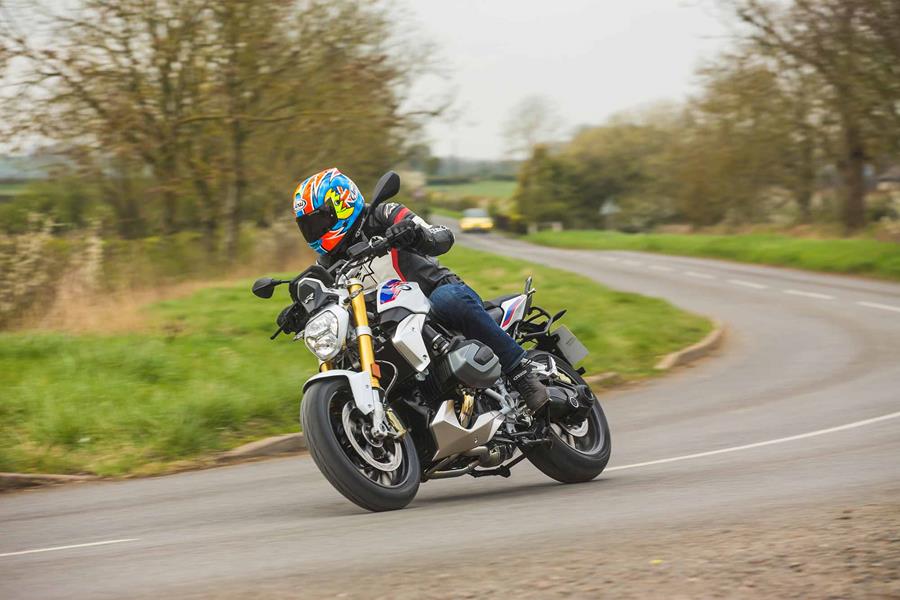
[370,171,400,209]
[252,277,278,299]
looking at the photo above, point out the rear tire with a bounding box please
[301,379,420,512]
[525,354,612,483]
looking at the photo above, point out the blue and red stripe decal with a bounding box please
[501,296,526,328]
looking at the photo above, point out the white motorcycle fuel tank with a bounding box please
[376,279,431,371]
[375,279,431,314]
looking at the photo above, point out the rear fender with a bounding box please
[303,369,378,415]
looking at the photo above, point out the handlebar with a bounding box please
[348,235,393,259]
[269,233,400,338]
[335,232,404,275]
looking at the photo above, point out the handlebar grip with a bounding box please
[372,238,392,254]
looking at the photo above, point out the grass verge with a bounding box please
[0,246,710,476]
[429,206,463,219]
[525,230,900,281]
[426,179,516,200]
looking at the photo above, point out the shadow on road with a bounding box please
[300,478,611,518]
[413,477,610,508]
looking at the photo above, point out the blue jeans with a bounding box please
[429,283,526,373]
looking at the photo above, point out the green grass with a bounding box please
[0,246,710,476]
[427,179,517,200]
[526,230,900,281]
[443,247,711,379]
[0,182,27,196]
[429,206,463,219]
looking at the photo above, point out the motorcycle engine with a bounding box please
[424,339,502,399]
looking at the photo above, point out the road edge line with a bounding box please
[0,472,99,492]
[215,432,307,463]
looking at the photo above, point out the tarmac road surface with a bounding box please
[2,222,899,598]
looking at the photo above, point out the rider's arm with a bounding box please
[377,202,455,256]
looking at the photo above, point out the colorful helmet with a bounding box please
[292,168,365,255]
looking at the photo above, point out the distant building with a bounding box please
[877,166,900,192]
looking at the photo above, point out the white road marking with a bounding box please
[728,279,768,290]
[684,271,715,280]
[0,538,139,558]
[607,410,900,473]
[649,265,675,272]
[784,289,835,300]
[857,301,900,314]
[622,259,643,267]
[6,413,900,548]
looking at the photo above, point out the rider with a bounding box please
[292,167,549,412]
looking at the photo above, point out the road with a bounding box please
[2,223,899,598]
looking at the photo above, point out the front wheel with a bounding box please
[300,379,420,512]
[525,353,612,483]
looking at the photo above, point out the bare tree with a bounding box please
[502,95,563,159]
[1,0,439,245]
[1,0,214,235]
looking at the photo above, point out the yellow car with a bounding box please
[459,208,494,233]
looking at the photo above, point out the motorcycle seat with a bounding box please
[482,293,519,311]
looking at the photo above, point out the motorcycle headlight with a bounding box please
[304,309,342,360]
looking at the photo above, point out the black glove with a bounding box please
[385,219,421,249]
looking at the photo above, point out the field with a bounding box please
[526,230,900,281]
[427,179,517,200]
[0,246,710,476]
[0,182,26,196]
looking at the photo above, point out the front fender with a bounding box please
[302,369,378,415]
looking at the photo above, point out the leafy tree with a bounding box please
[564,120,674,228]
[514,146,578,226]
[733,0,900,230]
[673,52,824,225]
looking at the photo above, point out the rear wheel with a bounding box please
[525,353,612,483]
[301,379,420,512]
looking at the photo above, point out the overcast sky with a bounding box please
[407,0,731,160]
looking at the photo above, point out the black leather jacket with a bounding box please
[317,202,460,296]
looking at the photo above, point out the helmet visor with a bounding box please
[296,202,337,244]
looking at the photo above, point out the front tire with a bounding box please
[525,353,612,483]
[301,379,420,512]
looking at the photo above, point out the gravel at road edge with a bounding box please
[179,490,899,599]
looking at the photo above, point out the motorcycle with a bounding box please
[252,172,611,512]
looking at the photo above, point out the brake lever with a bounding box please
[369,235,391,254]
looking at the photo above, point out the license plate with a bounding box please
[552,325,588,366]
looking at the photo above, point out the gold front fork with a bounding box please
[347,280,405,437]
[347,280,380,388]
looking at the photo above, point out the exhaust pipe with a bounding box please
[463,446,505,468]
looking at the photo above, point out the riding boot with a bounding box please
[508,359,550,412]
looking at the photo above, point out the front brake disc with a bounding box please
[341,403,402,472]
